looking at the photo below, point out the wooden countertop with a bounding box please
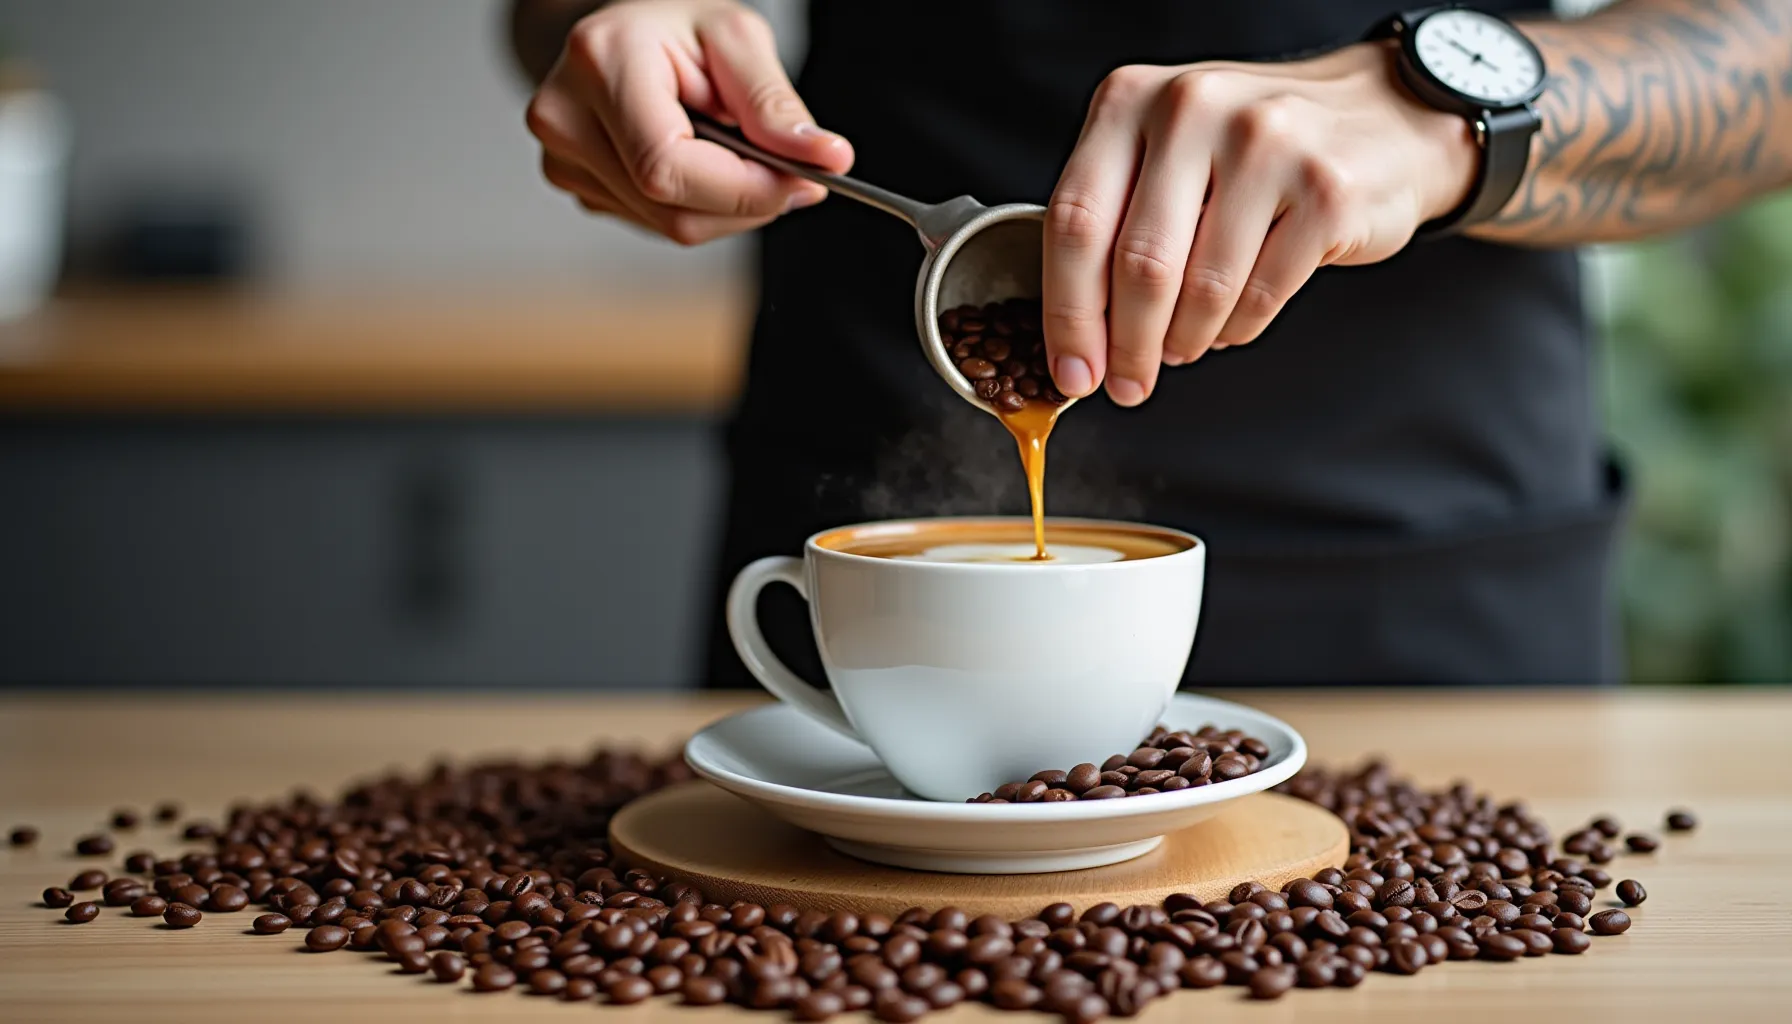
[1,689,1788,1022]
[0,286,751,413]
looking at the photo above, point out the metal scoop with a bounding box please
[688,111,1062,417]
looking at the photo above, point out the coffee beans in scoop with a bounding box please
[939,299,1068,413]
[967,723,1270,802]
[21,743,1689,1020]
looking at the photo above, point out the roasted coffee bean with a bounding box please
[73,834,114,856]
[1377,878,1417,908]
[900,962,947,994]
[1625,832,1660,853]
[528,969,567,996]
[1132,769,1176,789]
[1297,957,1335,988]
[208,884,249,913]
[990,977,1043,1009]
[132,895,169,917]
[954,967,989,998]
[423,951,464,983]
[1248,963,1296,999]
[1451,888,1489,912]
[305,924,349,951]
[873,990,930,1022]
[1589,909,1632,935]
[560,976,597,1002]
[1477,933,1525,961]
[1386,938,1428,974]
[390,950,427,974]
[1518,929,1557,956]
[1483,900,1521,926]
[1065,992,1109,1023]
[973,724,1266,801]
[9,826,38,846]
[1287,879,1333,910]
[1515,913,1555,933]
[42,886,75,909]
[101,882,144,907]
[69,869,108,891]
[64,901,101,924]
[1616,879,1647,906]
[1211,753,1251,781]
[1064,763,1101,794]
[163,903,202,929]
[250,913,289,934]
[1552,928,1591,954]
[1125,747,1166,770]
[1556,889,1592,916]
[473,963,517,993]
[29,729,1668,1012]
[682,975,727,1005]
[111,810,139,830]
[1665,809,1698,831]
[1082,785,1127,800]
[793,990,846,1021]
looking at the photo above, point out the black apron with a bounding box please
[701,1,1625,687]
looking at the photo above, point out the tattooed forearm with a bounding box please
[1469,0,1792,245]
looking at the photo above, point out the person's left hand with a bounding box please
[1041,42,1481,406]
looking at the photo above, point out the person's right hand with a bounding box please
[525,0,853,245]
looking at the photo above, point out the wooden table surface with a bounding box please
[0,286,749,413]
[2,689,1788,1022]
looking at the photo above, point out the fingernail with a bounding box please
[784,189,825,213]
[1162,352,1187,367]
[1107,376,1147,407]
[1052,355,1094,397]
[792,121,845,145]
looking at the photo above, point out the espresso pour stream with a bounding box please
[1006,403,1059,560]
[684,112,1069,557]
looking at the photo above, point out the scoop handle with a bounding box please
[685,109,933,230]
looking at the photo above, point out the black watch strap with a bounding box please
[1417,105,1539,239]
[1368,7,1543,239]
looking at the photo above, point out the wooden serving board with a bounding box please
[611,783,1348,918]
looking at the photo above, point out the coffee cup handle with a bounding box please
[726,556,861,742]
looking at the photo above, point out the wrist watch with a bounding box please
[1367,6,1547,238]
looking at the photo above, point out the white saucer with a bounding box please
[683,693,1307,874]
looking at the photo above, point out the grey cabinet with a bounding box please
[0,417,720,688]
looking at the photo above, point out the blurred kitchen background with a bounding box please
[1,1,1787,687]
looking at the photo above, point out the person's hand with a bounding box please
[1041,43,1479,406]
[525,0,852,245]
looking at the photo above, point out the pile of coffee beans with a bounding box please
[939,299,1067,413]
[17,745,1694,1020]
[968,724,1270,803]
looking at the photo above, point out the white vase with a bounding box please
[0,88,71,322]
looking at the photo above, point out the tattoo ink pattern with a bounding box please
[1483,0,1792,243]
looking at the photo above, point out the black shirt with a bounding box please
[702,1,1625,687]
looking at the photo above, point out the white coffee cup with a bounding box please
[726,517,1205,802]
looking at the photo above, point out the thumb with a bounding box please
[699,10,853,174]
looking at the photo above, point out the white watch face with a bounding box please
[1412,10,1544,106]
